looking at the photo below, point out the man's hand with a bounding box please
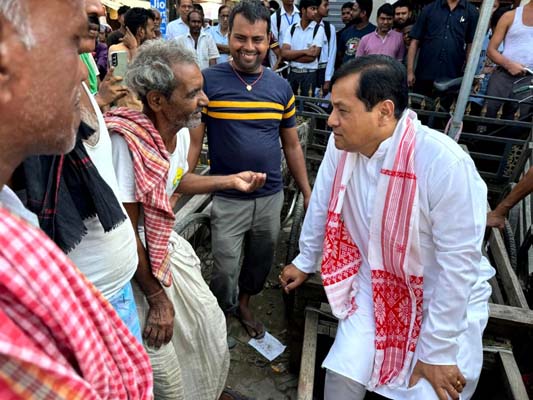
[279,264,309,294]
[486,210,506,229]
[120,27,138,51]
[232,171,267,193]
[322,81,331,95]
[306,46,319,57]
[95,68,129,108]
[505,61,526,76]
[144,290,175,348]
[408,360,466,400]
[407,71,416,88]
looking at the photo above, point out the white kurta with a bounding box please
[293,125,495,399]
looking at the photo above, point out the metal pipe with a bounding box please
[448,0,496,140]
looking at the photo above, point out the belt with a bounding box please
[318,62,327,69]
[291,67,317,73]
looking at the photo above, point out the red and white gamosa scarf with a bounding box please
[105,108,175,287]
[321,110,424,388]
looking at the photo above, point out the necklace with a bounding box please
[230,61,264,91]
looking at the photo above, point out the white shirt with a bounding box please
[166,17,189,40]
[293,127,494,398]
[318,20,337,81]
[67,83,138,300]
[282,20,325,70]
[210,25,229,64]
[175,31,220,71]
[0,186,39,227]
[111,127,190,246]
[111,127,190,202]
[270,6,300,46]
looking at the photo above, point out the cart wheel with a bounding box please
[280,123,309,226]
[503,219,518,272]
[174,213,214,284]
[286,193,305,264]
[282,193,306,320]
[280,167,299,226]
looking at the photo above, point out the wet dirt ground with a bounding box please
[224,224,298,400]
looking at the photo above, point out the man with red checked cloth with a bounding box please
[0,0,152,398]
[280,55,494,400]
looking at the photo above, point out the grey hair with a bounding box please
[125,39,199,103]
[0,0,35,48]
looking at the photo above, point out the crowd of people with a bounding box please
[0,0,532,399]
[89,0,533,111]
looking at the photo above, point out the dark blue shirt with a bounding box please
[410,0,478,81]
[201,62,296,199]
[338,23,376,64]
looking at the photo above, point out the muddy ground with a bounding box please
[224,224,298,400]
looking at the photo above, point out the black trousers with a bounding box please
[288,70,317,96]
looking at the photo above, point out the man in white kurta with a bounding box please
[280,55,494,400]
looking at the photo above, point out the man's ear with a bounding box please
[377,99,395,125]
[146,90,164,112]
[0,17,15,104]
[137,27,145,41]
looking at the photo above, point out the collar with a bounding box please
[281,5,300,16]
[373,29,393,38]
[187,30,208,39]
[297,20,317,30]
[440,0,467,9]
[215,25,228,37]
[369,136,392,160]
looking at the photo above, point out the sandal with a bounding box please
[236,311,265,339]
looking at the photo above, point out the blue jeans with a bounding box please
[109,282,143,343]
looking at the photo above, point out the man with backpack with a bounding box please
[281,0,326,95]
[271,0,300,47]
[315,0,337,96]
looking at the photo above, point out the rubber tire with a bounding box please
[174,213,213,284]
[503,219,518,272]
[286,193,305,264]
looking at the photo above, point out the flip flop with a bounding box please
[237,313,265,339]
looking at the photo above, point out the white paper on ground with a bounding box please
[248,332,286,362]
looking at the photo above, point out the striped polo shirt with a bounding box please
[202,62,296,198]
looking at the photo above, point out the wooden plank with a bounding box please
[498,350,529,400]
[488,227,529,309]
[488,303,533,335]
[483,247,505,305]
[297,310,319,400]
[173,194,211,226]
[489,276,505,305]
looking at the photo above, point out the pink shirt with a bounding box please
[355,30,405,61]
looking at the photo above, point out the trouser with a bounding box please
[486,68,533,120]
[324,370,366,400]
[288,70,317,96]
[315,66,326,93]
[108,282,143,344]
[209,191,283,314]
[413,79,455,110]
